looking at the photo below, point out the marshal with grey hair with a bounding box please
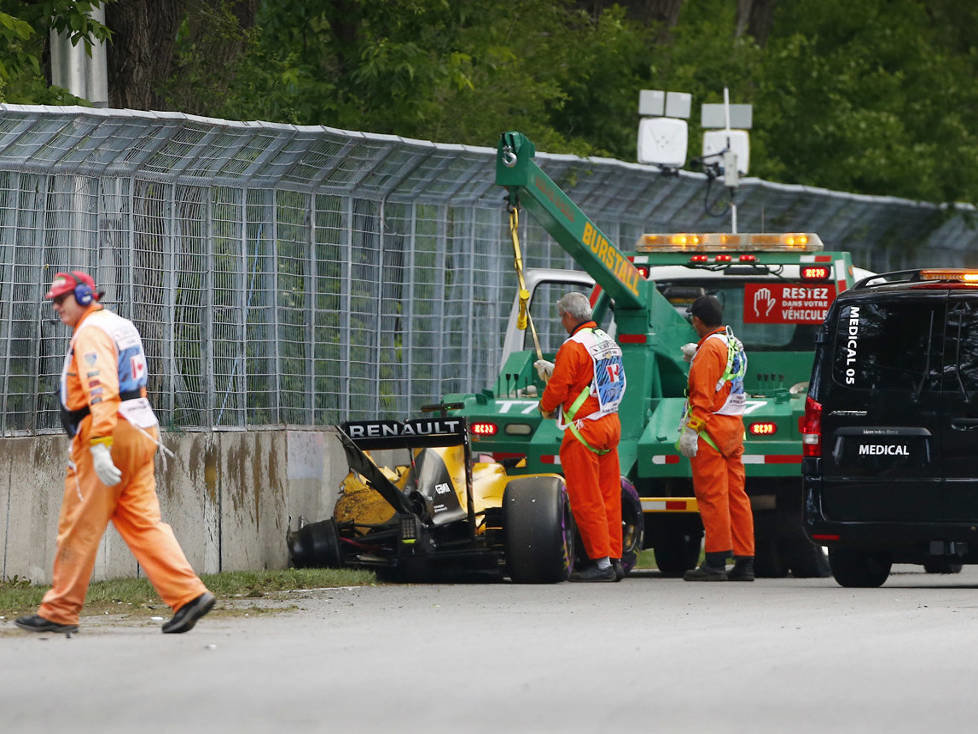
[557,292,592,321]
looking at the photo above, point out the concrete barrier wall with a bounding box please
[0,427,349,584]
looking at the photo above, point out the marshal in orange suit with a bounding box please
[537,292,626,582]
[679,295,755,582]
[15,271,215,635]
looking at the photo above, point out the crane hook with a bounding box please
[501,145,518,168]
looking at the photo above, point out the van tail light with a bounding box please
[800,396,822,457]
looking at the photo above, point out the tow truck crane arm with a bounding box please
[495,131,694,444]
[497,132,648,314]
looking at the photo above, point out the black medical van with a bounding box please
[803,268,978,586]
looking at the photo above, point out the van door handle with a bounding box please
[951,418,978,429]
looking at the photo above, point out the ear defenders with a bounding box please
[71,271,94,306]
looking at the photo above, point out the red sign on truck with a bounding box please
[743,283,837,324]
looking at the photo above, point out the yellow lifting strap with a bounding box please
[508,205,543,361]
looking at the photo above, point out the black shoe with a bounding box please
[728,556,755,582]
[683,564,728,581]
[162,592,216,634]
[611,559,626,582]
[15,614,78,634]
[570,564,617,582]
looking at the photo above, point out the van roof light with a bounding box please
[636,232,823,253]
[919,269,978,283]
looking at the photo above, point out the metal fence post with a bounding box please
[270,188,282,424]
[341,196,352,419]
[205,188,215,428]
[306,196,317,424]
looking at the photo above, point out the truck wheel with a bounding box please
[289,518,343,569]
[829,548,891,587]
[780,514,831,578]
[923,558,963,574]
[620,478,644,575]
[786,538,831,578]
[504,476,575,583]
[652,519,703,577]
[752,510,786,578]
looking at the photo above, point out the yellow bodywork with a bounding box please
[333,445,546,535]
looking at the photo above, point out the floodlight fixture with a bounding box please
[637,117,688,167]
[703,129,750,175]
[639,89,665,117]
[701,103,753,129]
[637,89,691,168]
[639,90,691,119]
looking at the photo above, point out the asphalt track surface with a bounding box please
[3,564,978,734]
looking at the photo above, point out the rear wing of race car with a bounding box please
[341,417,469,451]
[337,418,474,518]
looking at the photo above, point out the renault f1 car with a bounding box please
[287,414,643,582]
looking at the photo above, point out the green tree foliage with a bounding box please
[754,0,978,204]
[0,0,112,103]
[171,0,624,155]
[6,0,978,205]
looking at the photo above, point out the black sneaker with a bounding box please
[162,592,216,634]
[15,614,78,634]
[570,564,617,582]
[611,559,626,582]
[683,564,728,581]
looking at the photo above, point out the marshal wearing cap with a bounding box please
[44,270,101,304]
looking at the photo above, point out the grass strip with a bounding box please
[0,567,375,619]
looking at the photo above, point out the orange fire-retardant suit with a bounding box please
[540,321,623,561]
[37,302,209,627]
[685,327,754,556]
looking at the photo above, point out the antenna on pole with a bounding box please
[701,88,752,233]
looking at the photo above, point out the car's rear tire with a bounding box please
[620,478,644,575]
[504,476,575,583]
[923,558,963,574]
[829,548,891,587]
[289,518,343,569]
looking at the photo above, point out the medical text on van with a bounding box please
[844,306,860,385]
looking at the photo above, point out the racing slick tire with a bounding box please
[828,548,891,588]
[620,478,644,575]
[289,518,343,569]
[504,476,575,583]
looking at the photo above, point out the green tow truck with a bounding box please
[443,132,870,577]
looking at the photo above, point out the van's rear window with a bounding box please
[832,301,940,391]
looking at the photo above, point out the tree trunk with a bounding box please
[735,0,778,45]
[105,0,188,110]
[574,0,684,28]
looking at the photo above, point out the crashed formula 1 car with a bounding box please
[287,414,643,582]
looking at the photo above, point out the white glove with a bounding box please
[534,359,555,381]
[678,427,699,458]
[681,343,698,362]
[91,443,122,486]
